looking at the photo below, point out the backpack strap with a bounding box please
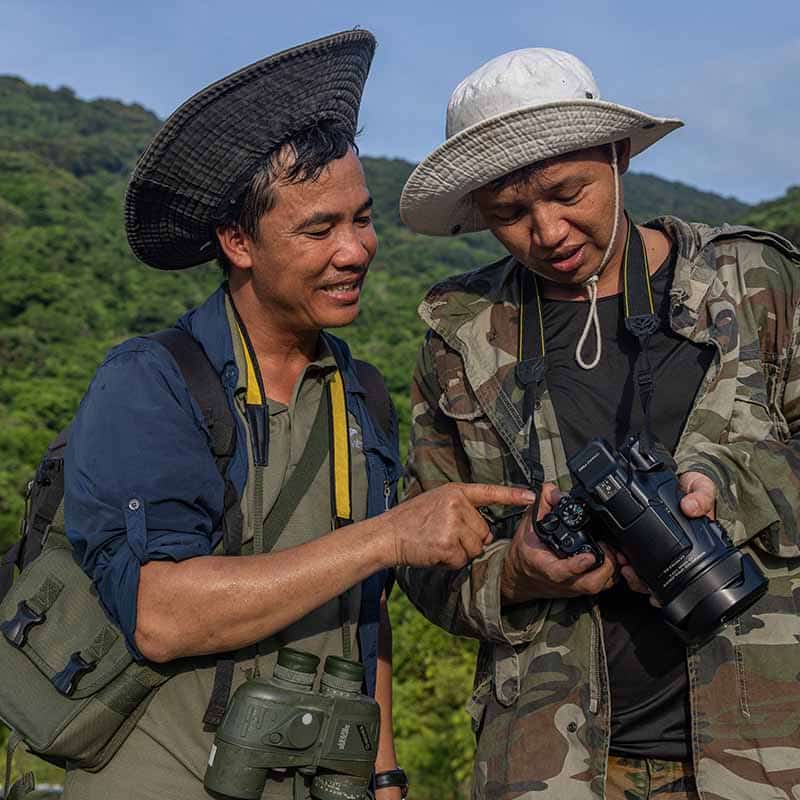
[145,329,242,728]
[146,330,236,467]
[146,329,243,556]
[0,540,24,605]
[3,730,34,800]
[0,431,68,604]
[353,359,396,445]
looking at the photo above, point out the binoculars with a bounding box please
[204,648,380,800]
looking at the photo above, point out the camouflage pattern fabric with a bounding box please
[606,756,698,800]
[397,217,800,800]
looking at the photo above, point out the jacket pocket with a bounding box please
[731,559,800,725]
[728,357,778,445]
[466,676,493,738]
[438,369,484,420]
[762,356,790,440]
[438,369,515,496]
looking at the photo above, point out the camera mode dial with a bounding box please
[536,496,604,568]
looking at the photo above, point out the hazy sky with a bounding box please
[2,0,798,203]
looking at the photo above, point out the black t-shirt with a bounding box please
[541,246,714,760]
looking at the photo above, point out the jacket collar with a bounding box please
[175,283,364,399]
[175,284,236,378]
[647,216,800,341]
[419,216,800,347]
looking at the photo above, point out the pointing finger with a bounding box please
[459,483,536,508]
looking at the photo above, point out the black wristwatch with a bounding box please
[374,767,409,798]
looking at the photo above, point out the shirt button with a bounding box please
[222,365,237,386]
[128,498,141,511]
[567,721,578,733]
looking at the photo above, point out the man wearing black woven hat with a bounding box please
[398,48,800,800]
[61,31,533,799]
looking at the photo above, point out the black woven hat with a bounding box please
[125,30,376,270]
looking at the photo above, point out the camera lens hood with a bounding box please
[661,551,768,642]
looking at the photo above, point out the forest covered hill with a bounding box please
[1,75,798,797]
[740,184,800,244]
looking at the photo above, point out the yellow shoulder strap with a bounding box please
[328,370,352,525]
[236,325,264,406]
[235,313,352,523]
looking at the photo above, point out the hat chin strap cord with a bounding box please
[575,145,621,370]
[517,197,659,499]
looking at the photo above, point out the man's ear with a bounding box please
[616,139,632,176]
[216,224,254,271]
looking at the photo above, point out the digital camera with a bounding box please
[537,436,768,641]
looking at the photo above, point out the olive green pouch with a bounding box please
[0,532,170,771]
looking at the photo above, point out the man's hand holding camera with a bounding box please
[501,483,619,604]
[620,470,718,597]
[501,470,721,604]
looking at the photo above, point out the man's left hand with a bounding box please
[618,471,718,599]
[678,471,717,520]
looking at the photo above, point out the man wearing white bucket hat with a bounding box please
[398,48,800,799]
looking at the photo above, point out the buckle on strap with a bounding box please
[0,601,45,649]
[625,313,659,339]
[636,369,655,392]
[52,651,97,696]
[516,357,545,387]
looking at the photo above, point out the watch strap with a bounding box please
[375,767,408,797]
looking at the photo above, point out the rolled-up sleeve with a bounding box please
[65,340,226,659]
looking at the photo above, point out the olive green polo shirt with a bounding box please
[93,298,371,799]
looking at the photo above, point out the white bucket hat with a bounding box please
[400,48,683,236]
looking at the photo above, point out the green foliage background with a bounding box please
[0,75,797,795]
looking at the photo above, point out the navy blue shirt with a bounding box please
[64,286,401,695]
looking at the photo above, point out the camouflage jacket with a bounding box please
[398,217,800,800]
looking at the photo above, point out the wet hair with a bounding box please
[215,119,357,273]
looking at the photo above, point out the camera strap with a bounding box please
[202,310,355,725]
[517,213,660,489]
[620,217,660,455]
[233,312,355,534]
[516,263,547,499]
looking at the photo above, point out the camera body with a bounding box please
[537,495,604,567]
[537,436,768,641]
[204,649,379,800]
